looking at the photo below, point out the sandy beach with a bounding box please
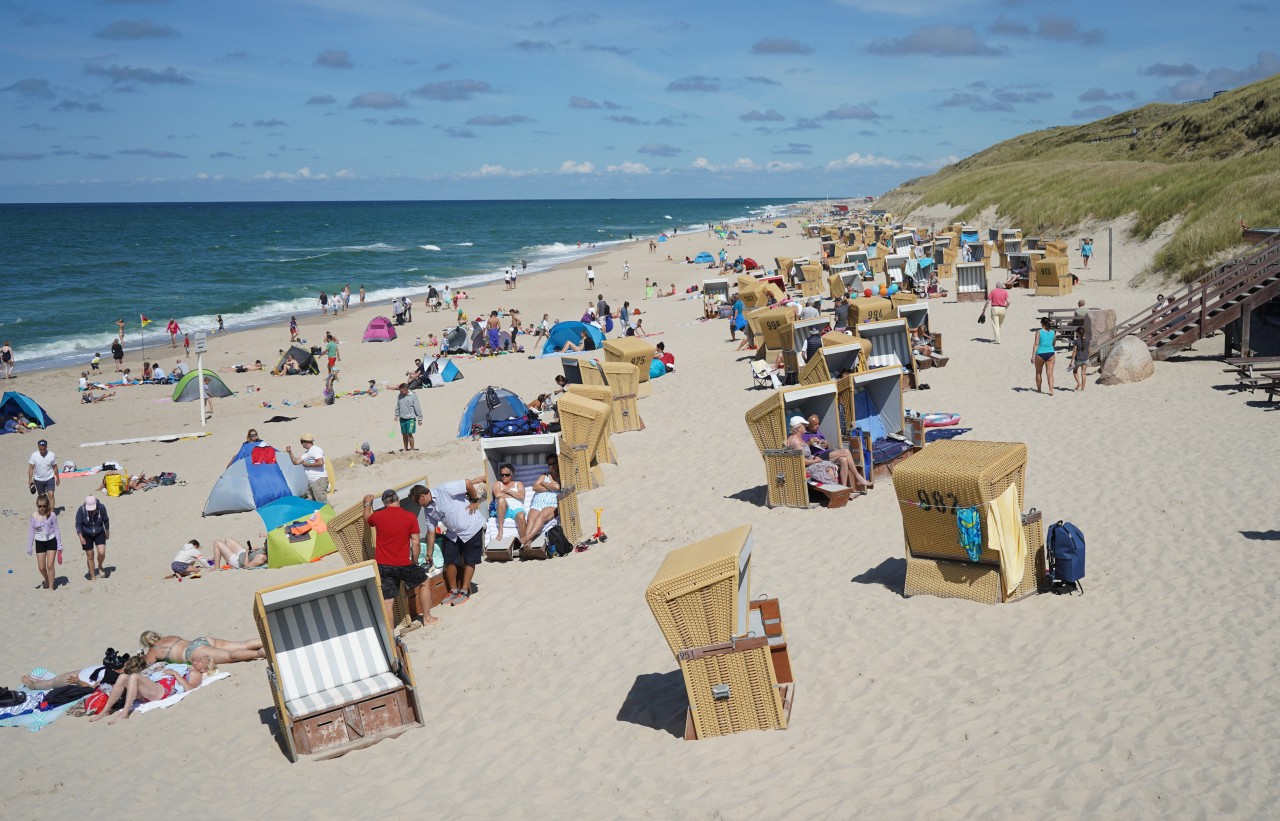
[2,209,1278,819]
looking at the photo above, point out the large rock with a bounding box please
[1099,335,1154,385]
[1085,308,1116,341]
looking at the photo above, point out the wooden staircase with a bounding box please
[1093,232,1280,362]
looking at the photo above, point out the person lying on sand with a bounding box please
[81,389,116,404]
[90,654,212,724]
[140,631,264,666]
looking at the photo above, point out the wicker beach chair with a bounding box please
[955,262,988,302]
[790,316,832,356]
[577,357,608,388]
[479,433,583,553]
[253,561,424,761]
[1034,257,1073,297]
[554,392,611,491]
[849,366,911,481]
[565,383,619,465]
[645,525,794,740]
[744,381,850,508]
[603,336,656,399]
[858,318,918,389]
[848,295,894,326]
[752,306,796,363]
[739,282,767,311]
[892,440,1045,604]
[600,361,644,433]
[828,272,848,299]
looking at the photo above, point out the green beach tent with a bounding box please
[257,497,337,568]
[172,369,233,402]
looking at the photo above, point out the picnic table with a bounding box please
[1224,356,1280,379]
[1037,308,1085,348]
[1236,370,1280,402]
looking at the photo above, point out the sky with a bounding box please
[0,0,1277,203]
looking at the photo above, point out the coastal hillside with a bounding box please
[879,73,1280,282]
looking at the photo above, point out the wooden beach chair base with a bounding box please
[485,536,517,563]
[809,481,852,509]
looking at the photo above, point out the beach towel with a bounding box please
[0,687,87,732]
[134,670,230,714]
[985,483,1028,597]
[957,506,982,561]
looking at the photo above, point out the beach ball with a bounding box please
[879,285,888,296]
[863,288,873,298]
[888,284,899,295]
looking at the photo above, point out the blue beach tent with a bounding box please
[541,321,605,356]
[457,386,529,438]
[694,251,715,264]
[203,442,308,516]
[0,391,54,429]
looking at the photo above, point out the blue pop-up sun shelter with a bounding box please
[0,391,54,430]
[541,321,606,356]
[694,251,715,264]
[457,386,529,438]
[203,442,309,516]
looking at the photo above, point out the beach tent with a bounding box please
[425,358,463,386]
[457,386,530,438]
[442,324,473,354]
[256,497,337,568]
[172,370,233,403]
[362,316,397,342]
[694,251,715,264]
[541,321,605,356]
[658,234,668,242]
[743,257,760,271]
[203,443,309,516]
[0,391,54,429]
[274,345,320,376]
[775,221,787,228]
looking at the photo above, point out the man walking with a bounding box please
[395,383,423,452]
[417,477,486,606]
[364,489,437,634]
[286,433,327,502]
[28,438,61,510]
[983,283,1010,344]
[586,265,595,289]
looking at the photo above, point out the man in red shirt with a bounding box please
[364,489,438,634]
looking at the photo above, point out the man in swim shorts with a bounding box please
[394,383,423,452]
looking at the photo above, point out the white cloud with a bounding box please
[606,161,650,174]
[765,161,802,172]
[559,160,595,174]
[251,166,331,181]
[335,169,354,178]
[461,164,537,178]
[825,152,959,170]
[691,156,761,172]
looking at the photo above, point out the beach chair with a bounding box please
[859,318,919,389]
[577,357,608,388]
[600,361,644,433]
[849,366,914,482]
[329,477,449,618]
[554,392,611,491]
[603,337,656,399]
[254,562,424,761]
[751,306,796,363]
[565,384,619,464]
[479,433,582,557]
[645,525,794,740]
[955,262,988,302]
[892,440,1045,604]
[744,381,852,509]
[738,282,767,311]
[799,338,868,431]
[848,295,894,326]
[1034,257,1073,297]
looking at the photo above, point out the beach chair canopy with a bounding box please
[172,369,233,402]
[542,321,605,356]
[203,444,309,516]
[257,497,337,568]
[853,367,905,440]
[0,391,54,429]
[362,316,398,342]
[274,345,320,376]
[457,386,529,438]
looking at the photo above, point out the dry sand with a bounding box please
[2,211,1278,819]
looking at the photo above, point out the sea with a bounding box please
[0,198,800,372]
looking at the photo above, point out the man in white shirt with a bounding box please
[417,477,487,606]
[28,439,60,511]
[285,433,327,503]
[152,363,167,381]
[799,299,820,320]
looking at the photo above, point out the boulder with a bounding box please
[1099,335,1154,385]
[1084,308,1116,341]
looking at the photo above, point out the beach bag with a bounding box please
[545,524,574,558]
[104,474,125,497]
[158,472,177,486]
[1047,520,1086,592]
[83,689,109,716]
[485,416,537,438]
[0,687,26,709]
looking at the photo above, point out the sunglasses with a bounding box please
[500,472,512,478]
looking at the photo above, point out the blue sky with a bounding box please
[0,0,1276,203]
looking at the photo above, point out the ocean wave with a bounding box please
[419,244,442,251]
[455,242,474,247]
[338,242,405,253]
[274,252,333,263]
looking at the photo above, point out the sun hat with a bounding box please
[300,432,315,442]
[789,415,807,429]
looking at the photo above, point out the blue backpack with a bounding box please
[1046,520,1086,593]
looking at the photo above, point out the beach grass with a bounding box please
[880,75,1280,282]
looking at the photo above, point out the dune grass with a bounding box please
[879,75,1280,282]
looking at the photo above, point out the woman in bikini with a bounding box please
[90,654,212,724]
[140,630,265,666]
[519,455,563,545]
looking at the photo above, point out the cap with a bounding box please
[84,496,98,510]
[37,439,48,446]
[300,433,315,442]
[789,415,808,429]
[360,442,371,452]
[380,488,399,504]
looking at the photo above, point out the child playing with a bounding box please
[356,442,376,466]
[1071,327,1089,392]
[91,353,101,371]
[183,333,191,357]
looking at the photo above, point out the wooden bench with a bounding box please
[1224,356,1280,378]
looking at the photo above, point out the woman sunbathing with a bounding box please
[140,630,265,666]
[90,654,212,724]
[520,456,563,545]
[212,537,267,570]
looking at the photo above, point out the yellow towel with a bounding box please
[985,482,1027,598]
